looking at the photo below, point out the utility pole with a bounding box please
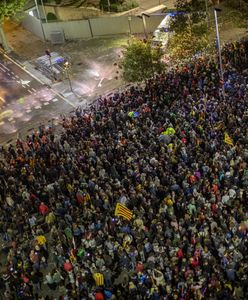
[34,0,46,41]
[64,61,73,92]
[214,8,225,99]
[205,0,210,28]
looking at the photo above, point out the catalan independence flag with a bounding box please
[93,273,104,286]
[115,203,133,221]
[224,132,234,146]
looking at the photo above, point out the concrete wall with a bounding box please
[40,5,102,21]
[22,13,164,41]
[22,13,45,40]
[43,20,92,40]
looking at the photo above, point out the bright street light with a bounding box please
[64,61,73,92]
[214,8,225,99]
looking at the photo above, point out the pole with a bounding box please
[34,0,46,41]
[64,62,73,92]
[142,14,148,39]
[205,0,210,28]
[41,0,48,23]
[67,70,73,92]
[128,16,132,35]
[214,9,225,98]
[88,19,93,38]
[107,0,110,12]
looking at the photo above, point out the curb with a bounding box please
[0,48,46,86]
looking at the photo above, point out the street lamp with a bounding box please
[128,16,132,35]
[205,0,210,28]
[64,61,73,92]
[138,14,150,39]
[34,0,46,41]
[214,8,225,98]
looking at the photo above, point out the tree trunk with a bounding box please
[0,25,11,52]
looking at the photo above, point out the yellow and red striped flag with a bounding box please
[115,203,133,221]
[224,132,234,146]
[93,273,104,286]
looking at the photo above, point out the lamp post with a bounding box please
[34,0,46,41]
[128,16,132,35]
[64,61,73,92]
[205,0,210,28]
[138,14,150,39]
[214,8,225,98]
[41,0,48,23]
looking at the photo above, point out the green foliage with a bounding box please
[122,38,164,82]
[223,0,248,28]
[168,0,211,59]
[168,27,210,60]
[100,0,137,12]
[0,0,27,23]
[47,12,57,21]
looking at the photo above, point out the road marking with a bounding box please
[15,75,19,79]
[26,109,31,113]
[0,66,6,72]
[43,102,49,106]
[35,106,41,109]
[0,96,5,103]
[98,78,104,87]
[31,88,36,92]
[28,89,33,94]
[52,98,58,102]
[11,71,15,75]
[1,50,76,108]
[7,73,11,76]
[8,117,14,122]
[0,62,9,71]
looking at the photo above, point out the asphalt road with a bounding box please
[0,53,77,145]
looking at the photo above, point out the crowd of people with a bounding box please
[0,39,247,300]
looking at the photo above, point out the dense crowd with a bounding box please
[0,39,248,300]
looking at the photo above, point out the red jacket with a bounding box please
[39,203,49,215]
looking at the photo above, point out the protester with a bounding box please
[0,39,247,300]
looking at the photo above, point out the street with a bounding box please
[0,40,125,145]
[0,53,76,144]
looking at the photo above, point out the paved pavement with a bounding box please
[0,36,126,144]
[0,52,78,144]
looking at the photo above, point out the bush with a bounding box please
[47,12,57,21]
[100,0,138,12]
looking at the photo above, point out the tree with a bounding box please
[168,0,211,60]
[168,25,210,60]
[122,38,164,82]
[0,0,27,51]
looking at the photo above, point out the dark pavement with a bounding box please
[0,53,75,144]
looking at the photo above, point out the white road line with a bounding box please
[0,66,6,72]
[0,62,9,71]
[26,109,31,113]
[52,98,58,102]
[7,73,11,76]
[0,96,5,103]
[1,50,76,108]
[35,106,41,109]
[15,75,19,79]
[31,88,36,92]
[28,89,33,94]
[43,102,49,106]
[11,71,14,75]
